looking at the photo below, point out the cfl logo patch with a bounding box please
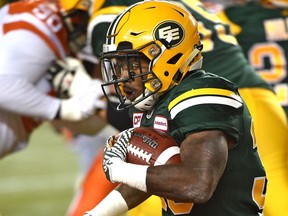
[154,21,184,47]
[133,113,143,128]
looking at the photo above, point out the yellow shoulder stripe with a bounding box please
[168,88,241,111]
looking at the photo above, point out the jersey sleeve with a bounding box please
[0,29,60,120]
[0,1,71,119]
[3,1,68,59]
[168,73,244,143]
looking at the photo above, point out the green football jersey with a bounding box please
[223,1,288,115]
[129,70,266,216]
[173,0,271,90]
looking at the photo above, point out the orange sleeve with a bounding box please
[67,150,119,216]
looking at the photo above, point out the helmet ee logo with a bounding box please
[154,21,184,47]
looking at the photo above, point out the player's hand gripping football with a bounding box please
[103,128,134,182]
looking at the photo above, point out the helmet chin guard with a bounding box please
[133,89,160,111]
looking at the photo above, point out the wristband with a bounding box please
[87,190,128,216]
[111,159,149,192]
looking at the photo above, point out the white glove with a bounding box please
[103,128,134,182]
[47,57,92,98]
[59,79,107,121]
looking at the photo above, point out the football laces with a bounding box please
[127,144,152,164]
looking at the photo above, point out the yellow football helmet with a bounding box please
[58,0,93,53]
[60,0,92,12]
[0,0,5,7]
[261,0,288,7]
[100,0,203,111]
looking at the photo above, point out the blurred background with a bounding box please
[0,122,79,216]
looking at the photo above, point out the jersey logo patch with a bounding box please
[153,116,168,131]
[133,113,143,128]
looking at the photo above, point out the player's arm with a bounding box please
[85,183,150,216]
[85,129,234,215]
[0,30,61,119]
[0,30,105,121]
[116,184,151,210]
[85,184,151,216]
[146,130,234,202]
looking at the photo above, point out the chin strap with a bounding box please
[180,44,203,72]
[190,57,203,71]
[133,89,159,111]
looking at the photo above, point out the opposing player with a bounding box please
[0,0,105,159]
[84,1,267,215]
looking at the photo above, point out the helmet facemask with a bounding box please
[101,41,163,111]
[61,9,89,54]
[59,0,92,54]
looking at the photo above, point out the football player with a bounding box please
[210,1,288,215]
[70,0,288,216]
[0,0,105,158]
[84,1,267,216]
[66,2,164,216]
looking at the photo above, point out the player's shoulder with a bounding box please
[89,5,126,32]
[178,70,238,93]
[91,0,141,19]
[5,0,64,34]
[91,5,126,19]
[167,70,242,110]
[3,0,68,58]
[7,0,55,15]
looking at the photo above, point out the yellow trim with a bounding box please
[168,88,240,111]
[92,0,105,14]
[91,6,127,20]
[217,11,242,36]
[0,0,5,8]
[60,0,90,12]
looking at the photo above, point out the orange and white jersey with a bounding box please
[0,0,68,58]
[0,0,69,158]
